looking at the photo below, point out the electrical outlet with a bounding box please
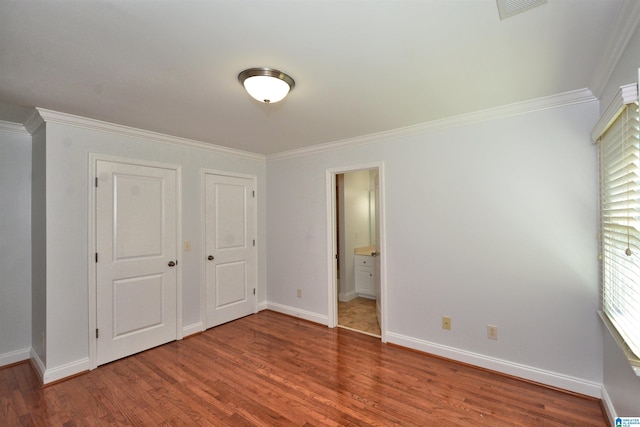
[297,288,302,298]
[487,325,498,340]
[442,316,451,330]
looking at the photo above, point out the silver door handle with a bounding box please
[168,260,176,267]
[208,255,214,261]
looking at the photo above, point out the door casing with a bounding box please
[326,162,386,342]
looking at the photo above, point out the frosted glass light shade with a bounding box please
[238,68,295,104]
[243,75,290,103]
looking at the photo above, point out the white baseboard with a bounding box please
[0,347,31,367]
[29,348,45,383]
[600,385,616,426]
[266,302,328,325]
[339,291,357,302]
[41,356,91,385]
[386,331,603,398]
[257,300,268,311]
[182,322,204,338]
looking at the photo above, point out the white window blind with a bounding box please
[598,96,640,361]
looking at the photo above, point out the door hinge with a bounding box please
[96,328,99,339]
[253,239,255,246]
[252,190,255,198]
[95,253,98,262]
[95,177,98,187]
[253,288,256,295]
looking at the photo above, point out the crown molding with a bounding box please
[33,108,265,162]
[589,0,640,99]
[268,88,597,161]
[24,109,45,135]
[0,120,29,135]
[591,82,638,142]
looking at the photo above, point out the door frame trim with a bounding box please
[88,153,183,370]
[326,162,387,342]
[200,169,258,330]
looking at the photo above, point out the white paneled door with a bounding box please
[205,173,256,328]
[96,160,178,366]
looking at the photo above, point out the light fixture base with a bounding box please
[238,67,295,104]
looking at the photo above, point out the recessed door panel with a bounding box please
[114,175,163,260]
[113,274,163,337]
[215,261,247,308]
[215,184,246,250]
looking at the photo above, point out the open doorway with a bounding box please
[328,163,384,340]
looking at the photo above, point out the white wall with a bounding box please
[0,124,32,366]
[343,170,372,298]
[266,98,603,395]
[32,113,266,381]
[597,16,640,418]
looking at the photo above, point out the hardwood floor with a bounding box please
[1,310,607,426]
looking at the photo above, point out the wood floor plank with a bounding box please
[0,310,608,426]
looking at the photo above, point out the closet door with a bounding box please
[205,173,256,328]
[96,160,178,365]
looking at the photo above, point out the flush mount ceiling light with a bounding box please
[238,67,295,104]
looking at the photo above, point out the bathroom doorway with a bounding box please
[328,163,384,340]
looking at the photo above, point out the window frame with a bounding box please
[593,81,640,376]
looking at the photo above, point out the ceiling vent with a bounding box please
[496,0,547,20]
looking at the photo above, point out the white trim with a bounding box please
[326,162,387,343]
[0,120,28,135]
[176,166,184,340]
[339,290,357,302]
[591,83,639,142]
[200,169,259,330]
[269,89,596,161]
[600,385,616,425]
[257,301,268,311]
[0,347,31,367]
[21,88,597,161]
[386,331,603,398]
[29,348,45,383]
[266,302,329,326]
[88,153,183,370]
[35,108,265,162]
[29,349,91,386]
[24,109,44,135]
[590,0,640,99]
[327,171,338,328]
[182,322,205,338]
[42,357,91,385]
[88,154,97,370]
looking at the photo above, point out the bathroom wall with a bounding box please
[341,170,373,300]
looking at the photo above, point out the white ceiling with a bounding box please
[0,0,627,155]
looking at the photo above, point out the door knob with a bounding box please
[168,260,176,267]
[371,251,379,257]
[208,255,214,261]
